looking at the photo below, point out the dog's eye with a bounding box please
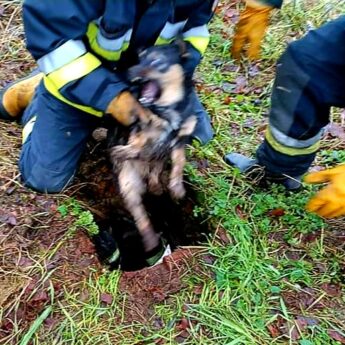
[150,59,162,67]
[150,59,169,72]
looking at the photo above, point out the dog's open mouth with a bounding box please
[139,80,161,106]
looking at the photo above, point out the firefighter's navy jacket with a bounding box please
[23,0,216,117]
[261,0,283,7]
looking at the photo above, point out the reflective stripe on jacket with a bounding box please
[23,0,215,116]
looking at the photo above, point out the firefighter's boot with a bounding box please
[224,152,302,191]
[0,70,43,121]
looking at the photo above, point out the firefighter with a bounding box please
[225,16,345,218]
[231,0,283,61]
[0,0,217,193]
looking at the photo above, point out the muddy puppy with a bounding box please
[108,41,197,254]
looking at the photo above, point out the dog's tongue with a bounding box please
[140,81,160,105]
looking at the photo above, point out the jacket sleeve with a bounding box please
[181,0,216,77]
[23,0,129,115]
[258,0,283,8]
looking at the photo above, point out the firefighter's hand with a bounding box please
[106,91,148,126]
[231,0,273,61]
[304,165,345,218]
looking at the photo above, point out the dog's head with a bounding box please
[129,40,190,108]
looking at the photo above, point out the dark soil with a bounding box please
[75,132,212,271]
[0,166,101,342]
[118,247,199,325]
[0,122,212,343]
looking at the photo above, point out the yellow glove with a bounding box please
[304,165,345,218]
[106,91,148,126]
[231,0,273,61]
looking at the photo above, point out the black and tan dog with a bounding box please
[107,41,197,254]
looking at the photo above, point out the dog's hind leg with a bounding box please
[169,146,187,200]
[168,116,197,200]
[118,162,160,252]
[148,161,164,195]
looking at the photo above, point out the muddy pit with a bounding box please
[0,122,213,341]
[75,131,212,271]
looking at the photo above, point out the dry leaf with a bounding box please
[100,293,113,305]
[328,329,345,344]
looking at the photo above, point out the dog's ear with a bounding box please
[174,38,191,59]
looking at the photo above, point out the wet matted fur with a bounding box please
[107,41,197,253]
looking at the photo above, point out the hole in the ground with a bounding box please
[75,135,212,272]
[92,186,211,271]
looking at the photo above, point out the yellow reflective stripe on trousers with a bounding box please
[43,77,103,117]
[265,127,320,156]
[22,116,37,143]
[87,22,130,61]
[44,52,103,117]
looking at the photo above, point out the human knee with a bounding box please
[19,157,74,193]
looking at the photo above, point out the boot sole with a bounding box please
[0,89,14,121]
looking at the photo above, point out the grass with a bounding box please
[57,199,100,236]
[1,0,345,344]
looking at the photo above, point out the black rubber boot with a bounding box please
[224,152,302,191]
[145,238,171,267]
[93,229,121,270]
[93,223,171,271]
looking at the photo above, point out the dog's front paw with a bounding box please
[169,180,186,200]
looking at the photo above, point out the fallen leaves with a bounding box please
[221,75,248,94]
[6,214,17,226]
[0,211,18,226]
[220,2,240,25]
[267,315,320,342]
[100,293,113,305]
[301,230,321,244]
[320,283,342,297]
[202,254,216,265]
[282,288,324,311]
[234,75,247,93]
[328,329,345,344]
[235,205,246,219]
[175,318,191,343]
[30,290,49,307]
[325,123,345,140]
[267,208,286,218]
[223,95,232,105]
[216,227,231,245]
[267,321,281,338]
